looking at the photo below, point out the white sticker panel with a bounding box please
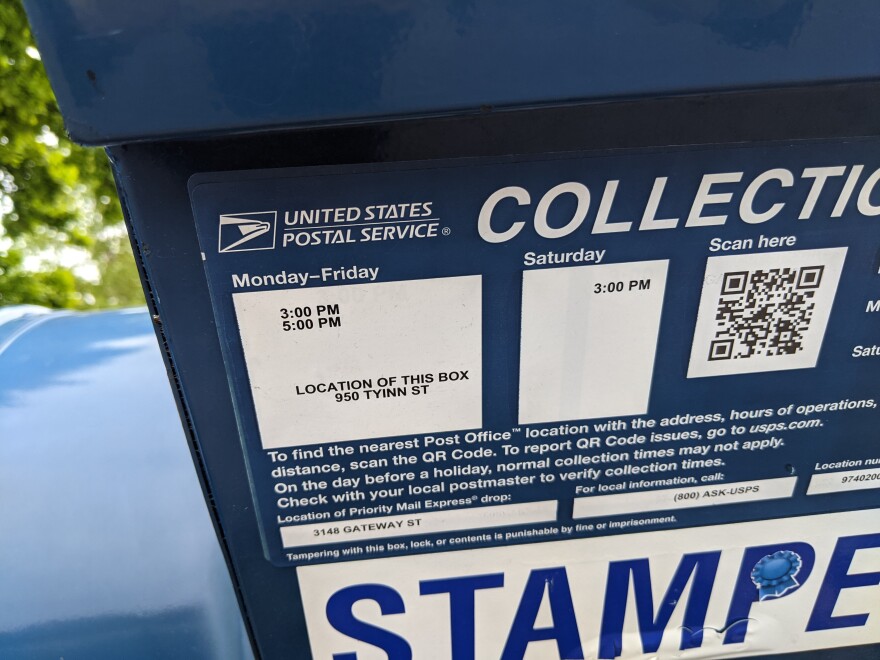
[688,248,846,378]
[808,468,880,495]
[573,476,797,518]
[519,260,668,425]
[280,500,557,548]
[298,509,880,660]
[233,276,482,448]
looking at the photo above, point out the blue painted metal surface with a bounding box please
[18,1,880,657]
[0,307,252,659]
[102,97,880,659]
[22,0,880,145]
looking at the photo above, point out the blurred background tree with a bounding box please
[0,0,143,309]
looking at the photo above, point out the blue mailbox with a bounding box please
[22,1,880,658]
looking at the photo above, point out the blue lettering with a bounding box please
[326,584,412,660]
[501,567,584,659]
[723,542,815,644]
[420,573,504,660]
[598,551,720,659]
[807,533,880,631]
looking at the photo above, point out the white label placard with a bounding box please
[519,260,668,425]
[233,275,482,448]
[298,509,880,659]
[573,476,797,518]
[280,500,557,548]
[688,248,846,378]
[808,468,880,495]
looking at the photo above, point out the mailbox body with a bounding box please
[22,2,880,658]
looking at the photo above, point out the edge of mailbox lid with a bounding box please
[21,0,880,146]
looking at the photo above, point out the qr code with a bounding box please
[708,266,824,361]
[689,248,846,378]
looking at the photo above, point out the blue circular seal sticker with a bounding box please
[751,550,802,601]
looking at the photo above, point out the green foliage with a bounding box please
[0,0,144,309]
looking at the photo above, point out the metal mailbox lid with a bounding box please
[21,0,880,146]
[0,307,252,659]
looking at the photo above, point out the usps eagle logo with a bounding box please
[218,211,277,253]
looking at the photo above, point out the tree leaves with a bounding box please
[0,1,143,309]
